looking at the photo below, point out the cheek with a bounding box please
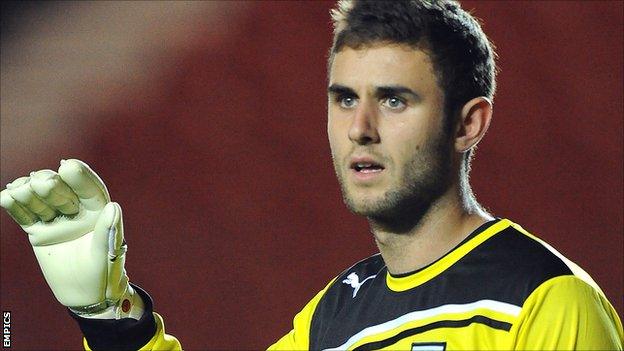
[380,123,430,175]
[380,106,443,151]
[327,115,348,151]
[382,121,427,151]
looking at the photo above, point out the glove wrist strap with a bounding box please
[68,300,112,315]
[69,284,144,320]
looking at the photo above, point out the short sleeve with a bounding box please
[511,275,623,350]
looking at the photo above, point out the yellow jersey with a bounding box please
[269,219,623,350]
[72,219,623,350]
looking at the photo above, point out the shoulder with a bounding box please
[484,220,599,289]
[441,219,604,308]
[473,221,572,287]
[496,222,623,344]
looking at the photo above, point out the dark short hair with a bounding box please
[330,0,497,161]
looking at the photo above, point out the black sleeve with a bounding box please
[68,284,157,351]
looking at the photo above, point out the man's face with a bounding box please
[328,44,453,221]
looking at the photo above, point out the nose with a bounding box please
[348,102,380,145]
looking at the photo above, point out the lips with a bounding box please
[350,157,385,174]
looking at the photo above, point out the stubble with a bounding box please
[333,131,453,233]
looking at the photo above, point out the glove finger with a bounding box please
[6,176,57,222]
[94,202,128,302]
[58,159,110,211]
[94,202,126,260]
[108,202,129,301]
[0,188,38,226]
[110,203,125,257]
[30,169,80,215]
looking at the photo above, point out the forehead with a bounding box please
[329,44,438,91]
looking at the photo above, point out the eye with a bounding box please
[381,96,406,110]
[338,96,358,109]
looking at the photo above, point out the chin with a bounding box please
[343,194,388,217]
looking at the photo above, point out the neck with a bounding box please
[370,180,492,275]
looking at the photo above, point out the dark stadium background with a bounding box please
[1,1,622,349]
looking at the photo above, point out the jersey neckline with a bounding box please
[386,218,512,292]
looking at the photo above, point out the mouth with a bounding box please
[351,162,385,173]
[349,157,385,179]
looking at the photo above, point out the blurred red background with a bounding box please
[1,1,622,350]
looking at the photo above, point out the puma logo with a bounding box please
[342,272,376,298]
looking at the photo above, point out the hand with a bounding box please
[1,159,134,316]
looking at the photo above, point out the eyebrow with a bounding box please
[327,84,421,101]
[375,85,421,101]
[327,84,356,96]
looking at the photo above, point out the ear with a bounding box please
[454,97,493,153]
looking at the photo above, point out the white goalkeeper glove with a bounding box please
[0,159,143,319]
